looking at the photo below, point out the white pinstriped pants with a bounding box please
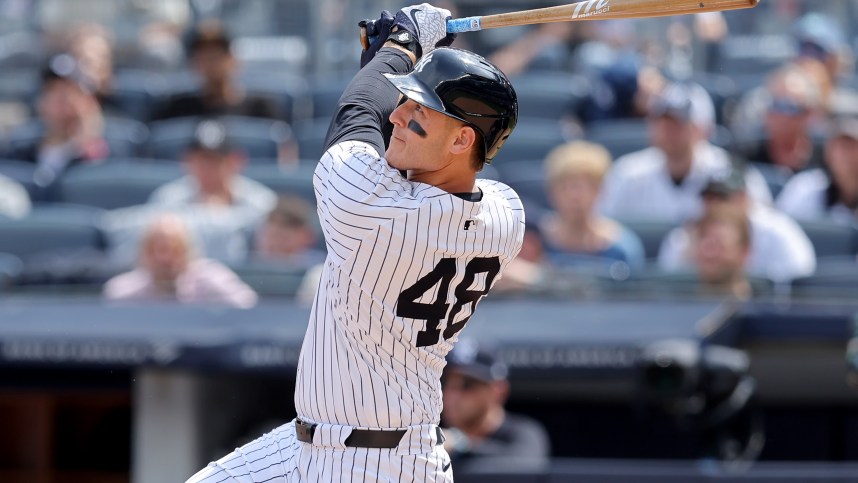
[186,419,454,483]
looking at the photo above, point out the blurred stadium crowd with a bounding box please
[0,0,857,306]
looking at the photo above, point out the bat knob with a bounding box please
[359,26,370,50]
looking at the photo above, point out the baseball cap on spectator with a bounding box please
[188,19,232,54]
[794,13,846,60]
[446,338,508,382]
[187,118,235,155]
[42,53,97,94]
[648,82,715,131]
[701,166,746,198]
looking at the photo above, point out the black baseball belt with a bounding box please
[295,418,444,449]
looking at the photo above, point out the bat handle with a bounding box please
[447,16,483,33]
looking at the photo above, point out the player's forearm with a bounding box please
[323,47,414,155]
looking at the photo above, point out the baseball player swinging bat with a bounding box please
[361,0,759,49]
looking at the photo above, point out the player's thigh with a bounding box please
[186,421,301,483]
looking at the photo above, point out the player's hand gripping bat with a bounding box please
[360,0,760,49]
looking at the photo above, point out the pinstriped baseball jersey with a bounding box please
[295,140,525,429]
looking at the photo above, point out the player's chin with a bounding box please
[385,146,405,169]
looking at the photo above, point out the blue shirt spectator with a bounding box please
[539,140,645,273]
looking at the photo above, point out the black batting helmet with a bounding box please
[384,48,517,164]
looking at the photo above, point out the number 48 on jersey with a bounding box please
[396,257,501,347]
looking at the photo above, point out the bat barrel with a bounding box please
[445,0,760,33]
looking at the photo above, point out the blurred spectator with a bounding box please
[540,141,644,271]
[689,205,754,300]
[731,65,824,172]
[777,116,858,226]
[99,118,279,268]
[659,168,816,283]
[0,174,31,219]
[599,82,771,224]
[253,196,323,265]
[5,54,108,188]
[103,213,258,308]
[442,339,550,471]
[153,20,278,120]
[792,13,854,101]
[148,118,276,217]
[67,24,119,115]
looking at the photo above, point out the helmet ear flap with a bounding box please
[485,123,515,164]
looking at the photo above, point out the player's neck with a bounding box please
[408,163,478,194]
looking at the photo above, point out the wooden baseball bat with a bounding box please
[446,0,760,32]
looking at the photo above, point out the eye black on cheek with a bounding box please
[408,120,427,138]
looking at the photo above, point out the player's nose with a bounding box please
[389,99,410,127]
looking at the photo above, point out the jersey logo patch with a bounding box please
[463,219,477,230]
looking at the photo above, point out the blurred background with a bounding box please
[1,0,858,482]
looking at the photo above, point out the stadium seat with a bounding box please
[293,118,332,161]
[614,218,679,260]
[309,76,351,120]
[494,160,550,212]
[791,257,858,300]
[147,116,293,161]
[491,117,569,165]
[242,163,317,203]
[53,161,183,209]
[477,164,501,181]
[0,204,107,261]
[797,220,858,258]
[585,118,650,160]
[8,203,112,284]
[0,158,39,200]
[0,67,39,103]
[1,117,149,159]
[0,252,23,289]
[509,70,591,120]
[230,260,312,297]
[241,71,313,123]
[714,34,795,77]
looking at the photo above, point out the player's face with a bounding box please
[386,98,463,173]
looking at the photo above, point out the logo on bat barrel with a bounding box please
[571,0,610,19]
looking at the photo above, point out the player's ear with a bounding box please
[449,125,477,156]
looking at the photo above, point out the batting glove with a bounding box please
[393,3,456,58]
[358,10,396,68]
